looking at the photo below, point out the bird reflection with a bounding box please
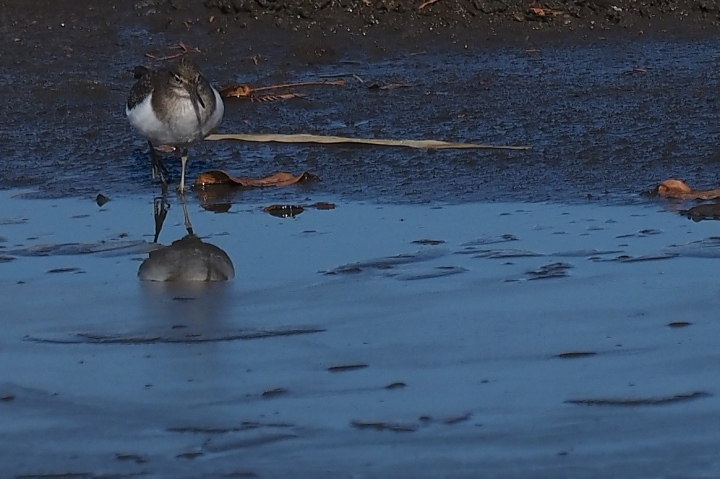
[138,191,235,282]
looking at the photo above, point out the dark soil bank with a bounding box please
[131,0,720,39]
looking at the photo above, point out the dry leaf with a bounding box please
[194,170,317,188]
[653,179,720,200]
[206,133,530,151]
[220,84,252,98]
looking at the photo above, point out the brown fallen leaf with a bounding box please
[652,179,720,200]
[220,84,252,98]
[194,170,317,188]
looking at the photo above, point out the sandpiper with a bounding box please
[126,57,224,193]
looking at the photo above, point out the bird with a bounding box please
[126,56,224,193]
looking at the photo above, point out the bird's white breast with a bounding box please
[126,88,223,147]
[126,94,174,145]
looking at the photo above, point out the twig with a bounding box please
[419,0,443,10]
[251,80,345,92]
[206,133,531,151]
[145,43,200,61]
[251,93,307,102]
[220,80,344,99]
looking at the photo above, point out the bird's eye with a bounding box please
[172,74,182,84]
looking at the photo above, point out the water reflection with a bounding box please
[138,192,235,282]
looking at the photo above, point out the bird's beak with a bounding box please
[195,87,206,109]
[189,82,205,110]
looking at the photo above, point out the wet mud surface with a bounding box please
[3,193,720,477]
[1,1,720,204]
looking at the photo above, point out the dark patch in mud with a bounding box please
[328,364,368,373]
[411,239,446,245]
[205,433,298,450]
[46,267,84,274]
[261,387,288,398]
[506,261,572,281]
[443,412,473,425]
[351,412,473,432]
[473,248,542,259]
[566,391,710,406]
[461,234,519,247]
[616,229,664,238]
[351,420,419,432]
[555,351,597,359]
[25,327,324,344]
[17,474,144,479]
[394,265,468,280]
[665,237,720,258]
[526,262,572,279]
[9,241,154,257]
[169,422,295,434]
[385,382,407,389]
[115,453,148,464]
[323,249,446,274]
[175,451,204,459]
[594,252,679,263]
[680,202,720,222]
[169,422,298,451]
[667,321,692,328]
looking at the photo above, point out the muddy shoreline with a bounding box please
[1,1,719,205]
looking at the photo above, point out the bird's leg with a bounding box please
[152,193,170,243]
[179,148,189,195]
[148,141,168,186]
[180,194,194,236]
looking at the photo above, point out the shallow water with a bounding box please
[1,189,720,477]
